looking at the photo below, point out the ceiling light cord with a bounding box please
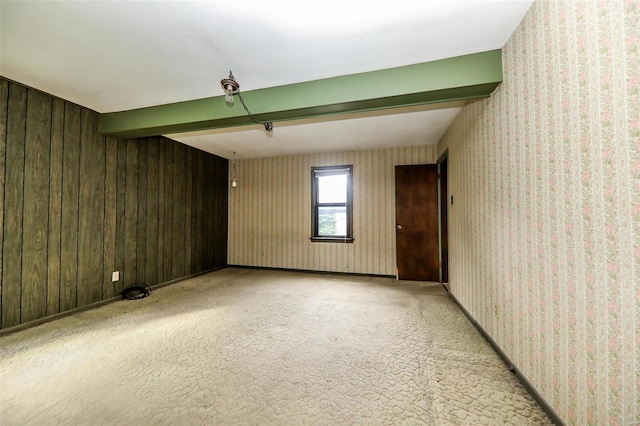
[221,70,273,133]
[236,91,273,132]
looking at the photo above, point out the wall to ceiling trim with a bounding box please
[0,78,229,330]
[228,145,437,275]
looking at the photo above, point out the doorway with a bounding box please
[438,153,449,284]
[395,164,440,281]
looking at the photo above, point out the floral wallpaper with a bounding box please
[228,145,437,276]
[438,1,639,424]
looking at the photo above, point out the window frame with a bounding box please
[310,165,354,243]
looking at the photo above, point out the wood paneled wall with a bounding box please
[0,78,228,330]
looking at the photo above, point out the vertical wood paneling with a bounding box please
[0,79,9,323]
[156,141,165,284]
[0,79,228,329]
[212,157,220,267]
[215,156,228,267]
[184,149,193,275]
[77,110,104,306]
[202,152,209,268]
[202,159,215,268]
[60,102,81,313]
[210,157,219,268]
[136,140,147,283]
[2,83,27,328]
[145,138,159,287]
[172,143,186,279]
[192,150,203,271]
[114,138,127,296]
[47,98,64,315]
[204,152,211,268]
[124,139,138,287]
[103,137,117,299]
[163,142,173,279]
[21,89,51,322]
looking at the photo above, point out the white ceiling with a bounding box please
[169,102,466,159]
[0,0,532,159]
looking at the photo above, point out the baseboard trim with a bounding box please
[0,265,228,337]
[228,264,396,279]
[146,265,228,291]
[448,292,565,426]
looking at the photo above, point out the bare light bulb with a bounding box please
[225,86,234,104]
[231,179,237,188]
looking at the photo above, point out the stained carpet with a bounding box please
[0,267,551,425]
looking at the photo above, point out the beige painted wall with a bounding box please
[228,145,437,275]
[438,1,638,424]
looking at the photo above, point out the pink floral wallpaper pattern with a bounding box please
[438,1,638,424]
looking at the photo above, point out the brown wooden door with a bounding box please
[395,164,440,281]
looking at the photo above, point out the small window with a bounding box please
[311,165,353,243]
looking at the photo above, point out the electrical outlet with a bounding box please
[112,271,120,282]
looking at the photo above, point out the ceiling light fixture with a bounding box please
[221,71,239,104]
[230,151,239,188]
[221,70,273,133]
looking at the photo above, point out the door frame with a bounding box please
[437,150,449,287]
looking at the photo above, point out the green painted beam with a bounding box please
[99,50,503,138]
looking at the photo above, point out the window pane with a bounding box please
[311,165,352,242]
[318,174,347,203]
[318,206,347,236]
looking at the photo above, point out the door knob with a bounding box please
[397,224,402,230]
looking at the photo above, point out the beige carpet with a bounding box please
[0,268,551,425]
